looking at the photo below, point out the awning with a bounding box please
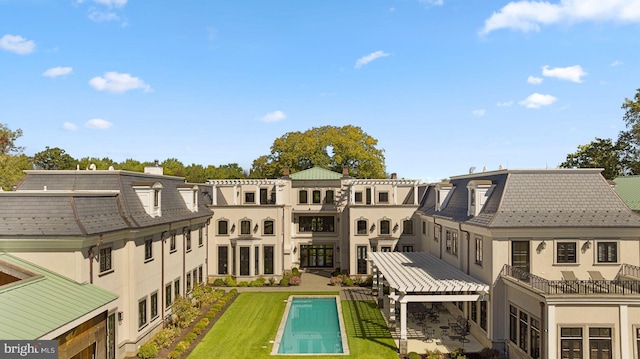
[368,252,489,294]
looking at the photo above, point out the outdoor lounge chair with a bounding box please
[588,271,605,281]
[561,271,579,293]
[588,271,609,293]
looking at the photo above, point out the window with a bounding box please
[557,242,577,263]
[138,298,147,328]
[153,189,160,207]
[357,220,367,235]
[403,246,414,252]
[589,328,612,359]
[636,328,640,359]
[218,246,228,274]
[185,230,191,251]
[519,311,529,352]
[240,247,250,276]
[299,190,308,204]
[509,305,518,344]
[326,190,334,204]
[198,227,203,247]
[198,266,203,283]
[193,269,198,285]
[264,220,274,235]
[381,246,392,252]
[561,328,583,359]
[357,246,367,274]
[170,233,176,252]
[354,192,363,203]
[403,220,413,235]
[150,292,158,319]
[480,301,487,331]
[260,188,268,204]
[378,192,389,203]
[264,246,274,275]
[299,216,335,232]
[218,220,228,235]
[186,273,192,293]
[380,220,390,235]
[470,302,478,324]
[597,242,617,263]
[422,221,426,234]
[165,284,172,306]
[255,247,259,275]
[434,225,441,242]
[312,190,321,204]
[452,231,458,255]
[245,192,255,203]
[475,235,483,266]
[100,247,112,272]
[174,279,180,298]
[446,230,453,253]
[145,238,153,260]
[240,220,251,235]
[366,188,372,204]
[531,318,540,359]
[470,188,476,206]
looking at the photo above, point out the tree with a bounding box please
[161,158,185,177]
[32,146,76,170]
[0,123,24,155]
[119,158,144,172]
[184,163,206,183]
[0,154,31,190]
[560,137,626,179]
[77,156,118,170]
[622,88,640,137]
[249,125,386,179]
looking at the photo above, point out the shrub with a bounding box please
[451,348,467,359]
[229,288,238,295]
[289,275,301,286]
[361,274,374,287]
[199,317,210,326]
[172,296,200,328]
[153,327,177,348]
[137,342,158,359]
[342,276,353,286]
[330,276,343,286]
[167,350,181,359]
[173,341,188,354]
[212,278,224,286]
[426,349,442,359]
[407,352,421,359]
[268,277,276,286]
[184,332,197,343]
[291,267,300,277]
[279,277,290,286]
[331,267,341,277]
[238,281,249,287]
[224,275,237,287]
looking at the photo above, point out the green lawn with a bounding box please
[188,292,398,359]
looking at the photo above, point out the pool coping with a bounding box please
[270,295,350,356]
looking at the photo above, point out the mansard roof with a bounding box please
[418,169,640,228]
[0,170,213,236]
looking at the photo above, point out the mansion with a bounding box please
[2,165,640,358]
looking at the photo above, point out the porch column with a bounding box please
[372,265,378,296]
[620,305,629,356]
[547,304,556,359]
[389,290,396,330]
[377,274,384,309]
[399,300,408,356]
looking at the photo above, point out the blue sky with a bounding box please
[2,0,640,182]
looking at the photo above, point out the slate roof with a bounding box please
[613,176,640,211]
[289,167,343,180]
[417,169,640,228]
[0,253,117,339]
[0,170,213,236]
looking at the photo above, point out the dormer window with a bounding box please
[177,184,199,212]
[132,181,163,217]
[435,182,453,212]
[467,180,493,217]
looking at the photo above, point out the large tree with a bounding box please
[250,125,386,179]
[0,123,29,189]
[32,146,76,170]
[0,123,24,155]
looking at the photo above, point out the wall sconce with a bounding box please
[582,240,591,251]
[536,241,546,253]
[230,224,236,233]
[254,224,259,233]
[393,223,399,232]
[118,311,123,323]
[370,224,376,232]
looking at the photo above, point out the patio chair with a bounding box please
[424,327,435,343]
[588,271,609,292]
[561,271,579,293]
[588,271,605,281]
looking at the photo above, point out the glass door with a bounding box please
[512,241,530,281]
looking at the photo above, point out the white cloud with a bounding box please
[63,122,78,131]
[519,93,558,108]
[472,109,486,117]
[85,119,113,129]
[611,60,623,66]
[481,0,640,35]
[497,101,514,107]
[89,11,119,22]
[261,110,287,123]
[43,66,73,78]
[355,51,390,69]
[527,76,543,84]
[89,72,152,93]
[93,0,127,7]
[0,34,36,55]
[542,65,587,83]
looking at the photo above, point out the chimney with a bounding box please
[390,173,397,179]
[342,165,349,177]
[283,166,290,178]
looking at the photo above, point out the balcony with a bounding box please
[500,264,640,296]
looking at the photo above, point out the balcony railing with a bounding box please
[501,265,640,295]
[619,263,640,279]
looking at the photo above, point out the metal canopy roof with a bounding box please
[368,252,489,294]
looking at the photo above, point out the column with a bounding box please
[372,266,378,296]
[377,274,384,309]
[399,300,408,356]
[547,304,556,359]
[620,305,629,357]
[212,184,217,205]
[389,289,396,330]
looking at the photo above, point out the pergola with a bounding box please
[368,252,489,355]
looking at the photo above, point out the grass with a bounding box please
[187,292,398,359]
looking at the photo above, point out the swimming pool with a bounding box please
[271,295,349,355]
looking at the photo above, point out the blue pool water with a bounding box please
[277,297,344,354]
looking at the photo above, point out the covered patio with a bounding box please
[368,252,490,356]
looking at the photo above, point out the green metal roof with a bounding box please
[289,167,343,180]
[614,176,640,211]
[0,253,118,339]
